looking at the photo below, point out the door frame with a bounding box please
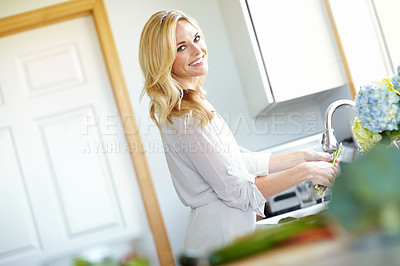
[0,1,174,265]
[323,0,356,99]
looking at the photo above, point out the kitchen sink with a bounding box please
[256,202,327,228]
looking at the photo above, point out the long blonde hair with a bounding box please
[139,10,214,128]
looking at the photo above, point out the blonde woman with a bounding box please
[139,11,339,253]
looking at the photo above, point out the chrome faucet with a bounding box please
[321,99,357,153]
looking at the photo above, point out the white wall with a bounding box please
[0,0,357,262]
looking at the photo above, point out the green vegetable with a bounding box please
[314,143,343,196]
[207,214,327,265]
[278,217,298,224]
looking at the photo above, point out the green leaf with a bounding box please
[328,146,400,235]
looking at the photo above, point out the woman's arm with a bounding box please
[255,160,338,198]
[268,150,333,173]
[166,118,266,215]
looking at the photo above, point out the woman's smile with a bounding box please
[189,55,205,66]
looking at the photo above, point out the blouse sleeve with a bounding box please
[170,121,266,217]
[239,149,271,176]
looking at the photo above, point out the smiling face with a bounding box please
[172,20,208,90]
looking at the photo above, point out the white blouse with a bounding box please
[160,101,270,254]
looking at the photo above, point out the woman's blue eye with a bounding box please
[177,36,200,52]
[177,45,186,52]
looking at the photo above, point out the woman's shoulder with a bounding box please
[160,115,213,135]
[160,116,195,133]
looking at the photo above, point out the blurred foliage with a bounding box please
[328,145,400,236]
[120,257,149,266]
[73,256,149,266]
[74,257,117,266]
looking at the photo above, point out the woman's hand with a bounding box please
[299,161,338,187]
[302,150,340,167]
[256,150,341,198]
[268,150,339,175]
[302,150,332,162]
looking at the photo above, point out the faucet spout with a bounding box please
[321,99,357,153]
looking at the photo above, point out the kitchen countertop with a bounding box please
[229,219,400,266]
[228,202,400,266]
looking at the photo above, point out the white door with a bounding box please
[0,16,155,266]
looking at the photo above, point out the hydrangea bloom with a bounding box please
[392,65,400,91]
[352,117,382,152]
[355,82,400,134]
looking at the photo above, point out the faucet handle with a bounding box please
[321,128,338,153]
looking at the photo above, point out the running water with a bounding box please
[321,188,332,208]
